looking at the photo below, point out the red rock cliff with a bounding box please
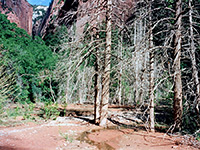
[0,0,33,35]
[35,0,135,37]
[33,0,64,37]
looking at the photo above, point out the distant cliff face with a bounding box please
[33,0,64,37]
[32,5,48,24]
[0,0,33,35]
[35,0,135,38]
[32,5,48,36]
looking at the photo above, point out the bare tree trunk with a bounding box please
[65,79,70,104]
[117,38,122,105]
[189,0,200,114]
[94,1,101,124]
[99,0,112,127]
[136,20,143,104]
[135,21,140,104]
[173,0,183,130]
[94,45,101,124]
[148,0,155,132]
[118,12,125,106]
[134,10,146,105]
[79,70,85,104]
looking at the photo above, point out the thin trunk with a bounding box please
[135,29,140,104]
[173,0,183,130]
[189,0,200,114]
[136,18,143,104]
[118,12,124,106]
[94,46,101,124]
[133,21,138,104]
[149,0,155,132]
[65,79,69,104]
[79,71,85,104]
[139,16,147,104]
[99,0,112,127]
[135,11,144,105]
[94,3,101,124]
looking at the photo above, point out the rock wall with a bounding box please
[35,0,135,37]
[33,0,65,37]
[0,0,33,35]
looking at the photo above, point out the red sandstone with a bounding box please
[0,0,33,35]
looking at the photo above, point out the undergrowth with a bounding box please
[0,101,65,125]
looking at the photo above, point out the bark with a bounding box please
[94,43,101,124]
[149,0,155,132]
[65,79,70,104]
[134,10,146,105]
[94,1,102,125]
[99,0,112,127]
[173,0,183,130]
[79,71,85,104]
[118,12,125,106]
[135,18,143,104]
[189,0,200,114]
[134,22,141,104]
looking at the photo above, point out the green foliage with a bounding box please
[23,103,36,120]
[182,103,200,134]
[1,101,60,122]
[196,132,200,141]
[0,13,56,103]
[6,105,22,118]
[43,25,68,48]
[42,102,60,120]
[5,103,36,120]
[0,48,17,114]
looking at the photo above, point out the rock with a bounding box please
[34,0,64,37]
[35,0,136,38]
[0,0,33,35]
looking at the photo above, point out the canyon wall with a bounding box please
[33,0,65,37]
[0,0,33,35]
[34,0,135,37]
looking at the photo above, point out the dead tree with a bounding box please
[173,0,183,130]
[189,0,200,115]
[94,19,101,125]
[99,0,112,127]
[148,0,155,132]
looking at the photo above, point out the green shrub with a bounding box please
[42,102,60,120]
[0,13,57,103]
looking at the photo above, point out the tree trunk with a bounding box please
[148,0,155,132]
[65,79,70,104]
[134,10,146,105]
[118,12,125,106]
[94,45,101,124]
[173,0,183,130]
[99,0,112,127]
[79,71,85,104]
[94,1,102,125]
[189,0,200,114]
[134,21,140,105]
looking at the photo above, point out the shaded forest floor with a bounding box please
[0,104,200,150]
